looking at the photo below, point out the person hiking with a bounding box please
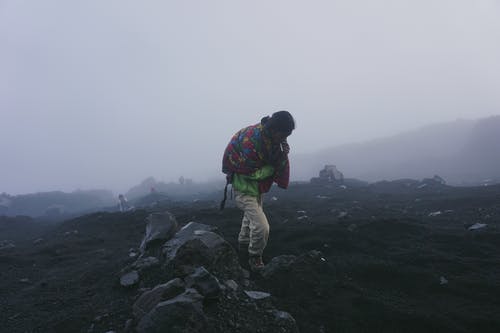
[221,111,295,271]
[118,194,133,212]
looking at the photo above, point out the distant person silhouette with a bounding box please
[221,111,295,272]
[118,194,133,212]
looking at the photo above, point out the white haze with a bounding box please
[1,0,499,195]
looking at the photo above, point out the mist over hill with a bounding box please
[124,177,223,201]
[0,190,115,218]
[292,115,500,185]
[3,115,499,218]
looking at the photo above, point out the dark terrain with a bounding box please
[2,181,500,332]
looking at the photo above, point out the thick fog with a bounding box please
[1,0,500,195]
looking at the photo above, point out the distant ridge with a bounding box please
[292,115,500,185]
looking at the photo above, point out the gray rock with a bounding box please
[162,223,241,280]
[131,256,160,271]
[0,240,15,251]
[120,270,139,287]
[273,310,295,321]
[124,319,134,333]
[468,222,487,231]
[136,288,206,333]
[338,211,348,219]
[133,278,185,318]
[269,310,298,332]
[225,279,238,291]
[33,238,44,245]
[185,266,221,298]
[162,222,217,261]
[140,211,178,255]
[262,251,325,281]
[244,290,271,300]
[261,255,297,279]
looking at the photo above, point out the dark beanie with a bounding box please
[268,111,295,135]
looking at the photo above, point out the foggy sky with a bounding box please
[1,0,500,195]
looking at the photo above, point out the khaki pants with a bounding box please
[234,191,270,256]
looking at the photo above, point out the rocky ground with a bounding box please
[2,180,500,332]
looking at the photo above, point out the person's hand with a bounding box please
[280,141,290,154]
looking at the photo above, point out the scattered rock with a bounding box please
[94,313,109,322]
[33,238,44,245]
[225,279,239,292]
[260,250,332,299]
[64,230,79,236]
[347,223,357,232]
[244,290,271,300]
[269,310,298,332]
[428,211,442,217]
[133,278,185,318]
[0,240,15,250]
[185,266,221,298]
[297,210,309,221]
[468,223,487,231]
[140,211,178,255]
[261,255,297,279]
[120,270,139,287]
[136,288,206,333]
[124,319,134,333]
[131,256,160,272]
[128,248,138,258]
[338,211,348,219]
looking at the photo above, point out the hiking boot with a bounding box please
[248,255,265,272]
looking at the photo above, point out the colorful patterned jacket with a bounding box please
[222,122,290,193]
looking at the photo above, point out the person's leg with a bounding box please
[238,212,251,246]
[234,191,270,260]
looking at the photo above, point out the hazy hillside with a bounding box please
[0,190,115,218]
[292,115,500,185]
[125,177,224,201]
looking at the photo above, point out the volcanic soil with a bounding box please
[2,181,500,332]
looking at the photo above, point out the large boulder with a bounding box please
[136,288,207,333]
[162,222,242,280]
[163,222,216,259]
[140,211,178,255]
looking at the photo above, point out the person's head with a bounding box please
[262,110,295,141]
